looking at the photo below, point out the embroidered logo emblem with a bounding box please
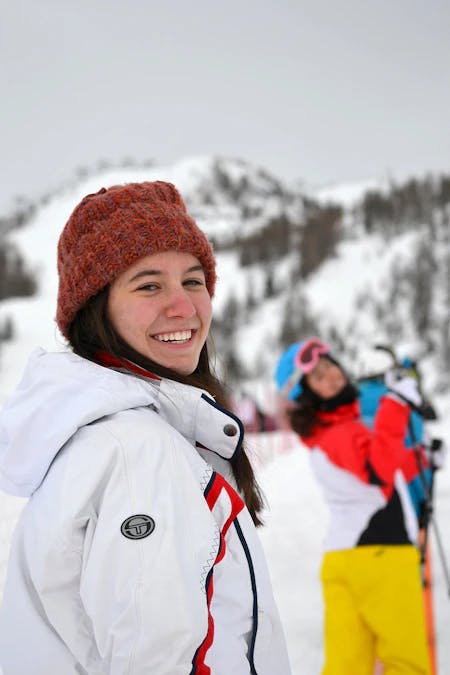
[121,514,155,540]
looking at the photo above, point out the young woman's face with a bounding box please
[305,357,347,400]
[107,251,212,375]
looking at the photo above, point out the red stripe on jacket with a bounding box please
[192,471,245,673]
[95,351,161,381]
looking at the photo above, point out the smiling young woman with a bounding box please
[0,181,292,675]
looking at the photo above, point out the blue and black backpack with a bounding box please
[358,376,431,519]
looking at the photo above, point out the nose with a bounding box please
[165,287,196,319]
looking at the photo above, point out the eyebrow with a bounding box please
[128,264,205,284]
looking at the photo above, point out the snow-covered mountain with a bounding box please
[0,155,449,419]
[1,156,450,674]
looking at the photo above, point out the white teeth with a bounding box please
[154,330,192,343]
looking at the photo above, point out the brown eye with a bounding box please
[136,283,159,291]
[184,278,205,287]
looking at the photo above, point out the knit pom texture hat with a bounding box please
[56,181,216,338]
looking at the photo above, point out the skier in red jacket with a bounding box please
[274,337,432,675]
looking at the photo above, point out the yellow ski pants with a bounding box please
[320,545,431,675]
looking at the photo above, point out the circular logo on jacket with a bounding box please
[121,514,155,540]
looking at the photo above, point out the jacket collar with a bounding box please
[95,352,244,461]
[0,349,243,498]
[316,400,361,425]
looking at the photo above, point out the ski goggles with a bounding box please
[294,337,330,374]
[279,337,330,399]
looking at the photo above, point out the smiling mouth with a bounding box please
[153,329,193,344]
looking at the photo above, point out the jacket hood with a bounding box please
[0,349,243,497]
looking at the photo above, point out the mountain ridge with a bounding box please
[0,156,449,412]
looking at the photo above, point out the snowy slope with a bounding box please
[314,177,386,209]
[1,156,450,673]
[1,156,448,401]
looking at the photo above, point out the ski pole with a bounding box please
[374,345,450,595]
[408,427,450,595]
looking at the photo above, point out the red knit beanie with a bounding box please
[56,181,216,339]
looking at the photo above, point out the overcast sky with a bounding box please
[2,0,450,213]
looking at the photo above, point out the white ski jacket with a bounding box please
[0,349,291,675]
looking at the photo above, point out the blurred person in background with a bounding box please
[0,181,291,674]
[274,337,431,675]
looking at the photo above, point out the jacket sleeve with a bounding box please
[312,396,412,489]
[366,395,415,485]
[61,413,218,674]
[400,443,429,482]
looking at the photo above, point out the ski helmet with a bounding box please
[274,337,330,400]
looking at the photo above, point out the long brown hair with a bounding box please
[286,396,323,438]
[68,287,264,525]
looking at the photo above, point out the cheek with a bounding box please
[197,294,213,329]
[121,307,148,335]
[108,294,153,338]
[305,374,320,395]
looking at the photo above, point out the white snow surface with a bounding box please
[313,177,388,209]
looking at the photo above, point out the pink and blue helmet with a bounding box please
[274,337,330,401]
